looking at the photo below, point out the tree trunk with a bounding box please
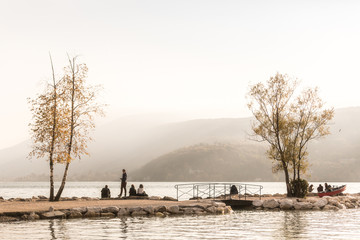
[54,162,70,201]
[282,162,292,197]
[49,160,54,201]
[54,57,76,201]
[49,53,56,202]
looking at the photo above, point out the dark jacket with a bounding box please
[101,187,111,198]
[129,186,136,196]
[121,172,127,183]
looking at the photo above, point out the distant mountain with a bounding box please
[0,107,360,182]
[0,114,251,181]
[131,143,278,182]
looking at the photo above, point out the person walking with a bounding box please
[119,169,127,198]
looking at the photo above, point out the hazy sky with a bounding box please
[1,0,360,149]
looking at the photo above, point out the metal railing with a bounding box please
[174,183,263,201]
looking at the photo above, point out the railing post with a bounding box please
[213,184,215,199]
[176,185,178,200]
[245,185,247,200]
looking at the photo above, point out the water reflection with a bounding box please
[120,217,128,239]
[49,220,56,240]
[2,210,360,240]
[277,211,307,239]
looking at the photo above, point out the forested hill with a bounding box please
[0,107,360,181]
[131,143,278,182]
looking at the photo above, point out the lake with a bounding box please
[1,181,360,239]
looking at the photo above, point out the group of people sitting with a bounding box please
[129,184,148,197]
[316,183,333,193]
[101,184,148,199]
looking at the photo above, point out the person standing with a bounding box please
[119,169,127,198]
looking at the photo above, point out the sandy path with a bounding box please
[0,199,202,214]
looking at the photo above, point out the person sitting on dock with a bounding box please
[137,184,148,196]
[101,185,111,199]
[317,184,324,193]
[129,184,137,196]
[230,185,238,195]
[308,184,314,193]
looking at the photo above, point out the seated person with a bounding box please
[308,184,314,193]
[101,185,111,198]
[230,185,238,195]
[129,184,137,196]
[317,184,324,192]
[137,184,148,196]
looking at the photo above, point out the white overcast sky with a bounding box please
[1,0,360,149]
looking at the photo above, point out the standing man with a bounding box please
[119,169,127,198]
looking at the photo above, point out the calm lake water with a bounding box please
[1,182,360,239]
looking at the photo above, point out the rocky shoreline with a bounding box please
[0,196,232,222]
[252,195,360,210]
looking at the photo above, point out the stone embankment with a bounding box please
[0,196,232,222]
[252,195,360,211]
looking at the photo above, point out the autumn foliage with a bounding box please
[247,73,334,197]
[29,55,104,201]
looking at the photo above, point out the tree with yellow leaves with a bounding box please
[29,54,68,201]
[29,55,104,201]
[54,56,104,201]
[247,73,334,197]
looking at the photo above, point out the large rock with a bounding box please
[279,199,293,210]
[28,212,40,220]
[102,206,119,214]
[143,206,155,215]
[163,196,177,201]
[131,210,148,216]
[323,205,339,211]
[345,202,356,209]
[216,207,225,214]
[84,210,100,218]
[263,199,279,209]
[252,200,263,207]
[67,210,83,219]
[87,207,102,213]
[167,205,181,214]
[155,212,165,217]
[206,206,217,214]
[183,208,194,214]
[41,211,65,219]
[314,198,328,208]
[224,206,232,214]
[72,207,87,214]
[154,206,167,213]
[293,202,313,210]
[117,208,130,216]
[128,207,142,214]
